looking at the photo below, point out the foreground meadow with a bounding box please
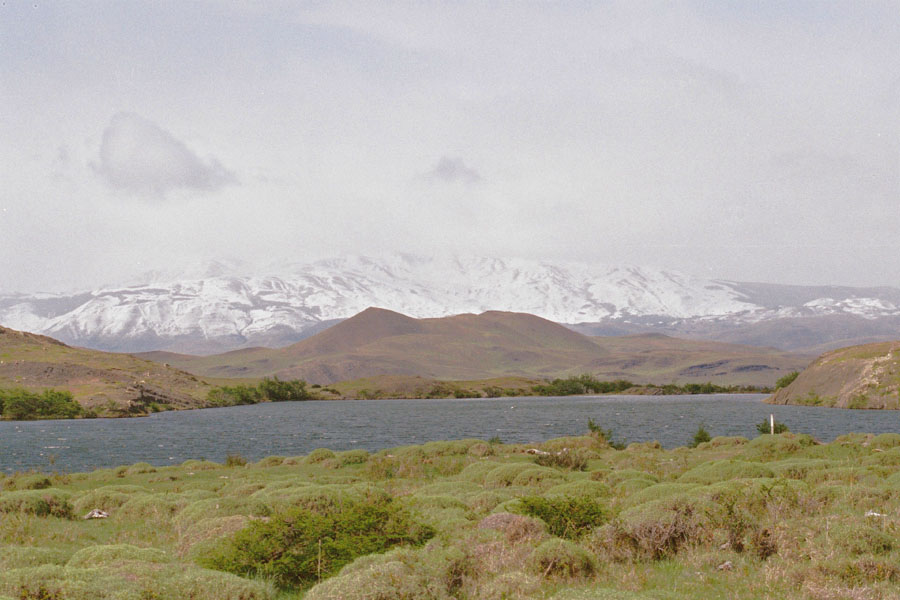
[2,430,900,599]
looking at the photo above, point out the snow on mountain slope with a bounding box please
[1,254,898,353]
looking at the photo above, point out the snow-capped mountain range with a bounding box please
[2,255,900,354]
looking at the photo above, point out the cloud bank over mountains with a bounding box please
[94,112,237,197]
[1,2,899,292]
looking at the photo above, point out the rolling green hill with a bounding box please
[767,341,900,409]
[139,308,809,387]
[0,326,214,417]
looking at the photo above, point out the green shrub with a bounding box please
[618,483,699,510]
[587,418,625,449]
[225,453,248,467]
[775,371,799,389]
[125,462,157,475]
[458,461,506,485]
[180,459,220,471]
[305,448,336,464]
[484,463,539,488]
[0,489,73,518]
[527,538,595,578]
[72,485,147,514]
[742,433,818,461]
[303,546,469,600]
[756,418,790,435]
[2,473,51,491]
[535,448,593,471]
[334,449,370,466]
[478,512,546,542]
[511,467,565,488]
[303,558,425,600]
[255,455,284,468]
[179,515,250,558]
[516,495,608,539]
[612,477,655,496]
[606,494,719,559]
[256,377,310,402]
[0,388,84,420]
[200,496,434,588]
[870,433,900,450]
[689,424,711,448]
[117,494,179,519]
[605,469,658,488]
[834,524,895,556]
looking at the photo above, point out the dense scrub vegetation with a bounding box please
[200,496,433,587]
[3,429,900,599]
[206,377,311,407]
[0,388,90,420]
[531,375,770,396]
[775,371,800,389]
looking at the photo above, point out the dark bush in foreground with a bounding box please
[517,495,607,539]
[200,497,434,588]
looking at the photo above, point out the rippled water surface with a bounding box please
[3,394,900,473]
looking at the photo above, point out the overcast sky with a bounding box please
[2,1,899,292]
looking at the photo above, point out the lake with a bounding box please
[2,394,900,473]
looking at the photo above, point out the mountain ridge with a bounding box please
[3,254,899,354]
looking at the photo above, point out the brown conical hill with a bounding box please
[283,307,423,356]
[147,308,807,386]
[767,341,900,409]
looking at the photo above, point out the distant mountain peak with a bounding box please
[2,254,900,354]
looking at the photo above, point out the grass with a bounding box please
[1,431,900,598]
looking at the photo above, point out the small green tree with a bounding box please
[587,418,625,450]
[689,423,711,448]
[775,371,800,389]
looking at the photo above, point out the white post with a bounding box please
[770,414,775,435]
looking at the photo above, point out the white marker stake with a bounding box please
[770,414,775,435]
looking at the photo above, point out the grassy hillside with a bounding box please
[141,308,808,387]
[2,431,900,599]
[0,326,214,417]
[767,341,900,409]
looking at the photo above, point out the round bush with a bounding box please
[512,467,565,488]
[255,456,285,468]
[305,448,336,464]
[117,494,179,519]
[335,449,370,466]
[606,469,658,487]
[483,463,534,487]
[72,485,148,514]
[528,539,595,578]
[478,512,546,542]
[0,489,73,518]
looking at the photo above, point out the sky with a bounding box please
[1,1,899,292]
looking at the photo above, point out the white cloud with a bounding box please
[93,112,236,197]
[425,156,482,184]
